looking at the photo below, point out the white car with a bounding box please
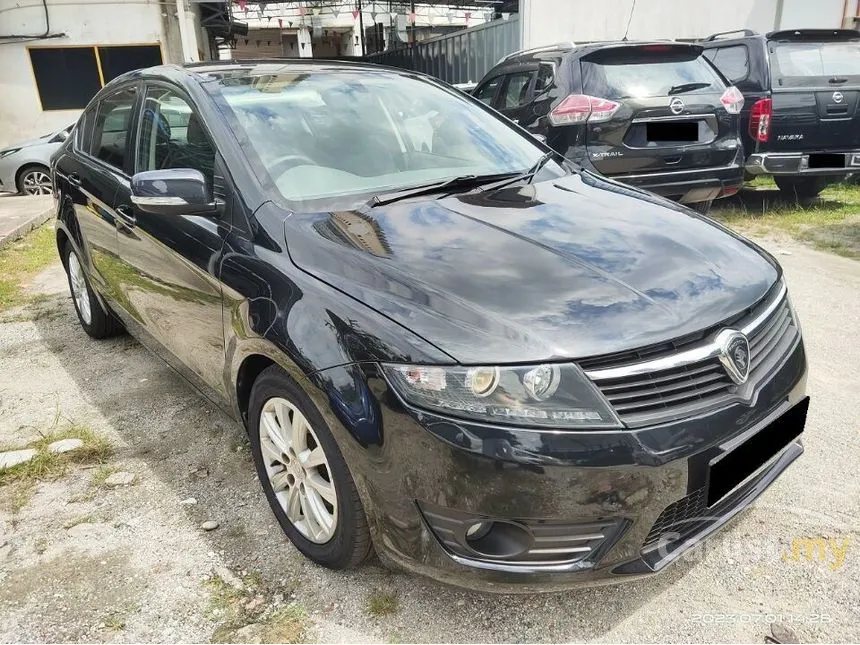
[0,126,72,195]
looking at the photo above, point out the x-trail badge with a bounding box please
[716,329,750,384]
[669,97,685,114]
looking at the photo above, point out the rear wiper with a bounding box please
[667,82,712,95]
[829,77,848,84]
[369,173,518,207]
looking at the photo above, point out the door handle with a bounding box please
[68,173,81,187]
[115,205,136,228]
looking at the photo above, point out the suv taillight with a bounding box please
[720,86,745,114]
[749,98,772,143]
[549,94,621,126]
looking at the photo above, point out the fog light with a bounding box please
[465,521,491,539]
[464,520,532,559]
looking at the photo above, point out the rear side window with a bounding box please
[582,47,725,99]
[535,63,555,92]
[501,72,535,108]
[771,40,860,87]
[474,76,502,105]
[704,45,749,83]
[91,87,137,171]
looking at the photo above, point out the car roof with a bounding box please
[500,39,703,65]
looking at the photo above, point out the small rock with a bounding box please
[191,466,209,479]
[47,438,85,454]
[0,449,37,470]
[179,497,198,505]
[214,565,244,590]
[777,249,792,256]
[770,622,800,644]
[104,471,135,487]
[232,623,264,644]
[245,595,265,612]
[201,520,219,531]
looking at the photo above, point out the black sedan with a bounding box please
[51,60,808,591]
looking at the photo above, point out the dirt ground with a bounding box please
[0,232,858,643]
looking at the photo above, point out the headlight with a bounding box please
[0,148,21,159]
[382,363,621,428]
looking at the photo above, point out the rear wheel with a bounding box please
[62,242,121,339]
[688,199,714,214]
[775,176,828,200]
[17,165,52,196]
[248,365,372,569]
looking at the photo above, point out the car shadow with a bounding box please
[714,187,841,215]
[30,292,706,642]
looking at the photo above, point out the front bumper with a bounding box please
[746,150,860,176]
[311,340,808,592]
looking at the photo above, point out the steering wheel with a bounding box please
[269,154,316,179]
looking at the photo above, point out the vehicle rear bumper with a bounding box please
[607,161,745,204]
[746,151,860,176]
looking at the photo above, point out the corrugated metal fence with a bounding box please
[365,17,521,85]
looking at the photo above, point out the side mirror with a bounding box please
[57,130,69,142]
[130,168,217,216]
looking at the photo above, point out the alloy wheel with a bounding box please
[67,252,92,325]
[21,170,52,195]
[259,396,338,543]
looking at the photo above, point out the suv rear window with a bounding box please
[771,40,860,87]
[581,46,725,99]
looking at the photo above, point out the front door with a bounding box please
[110,83,230,405]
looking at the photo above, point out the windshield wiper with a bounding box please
[368,172,519,207]
[829,77,848,84]
[476,150,559,193]
[667,82,711,95]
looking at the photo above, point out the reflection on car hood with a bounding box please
[284,173,780,364]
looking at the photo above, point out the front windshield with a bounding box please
[205,68,557,207]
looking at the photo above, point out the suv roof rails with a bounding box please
[704,29,758,41]
[498,41,576,64]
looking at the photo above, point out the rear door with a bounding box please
[767,33,860,156]
[578,44,738,176]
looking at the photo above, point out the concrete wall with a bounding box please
[520,0,848,49]
[0,0,207,147]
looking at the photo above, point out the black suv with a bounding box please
[473,41,746,210]
[702,29,860,198]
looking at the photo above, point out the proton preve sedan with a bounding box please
[51,61,808,592]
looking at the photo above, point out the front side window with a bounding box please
[473,76,502,105]
[582,48,725,99]
[205,69,559,208]
[771,40,860,86]
[137,86,215,189]
[92,86,137,171]
[502,72,535,108]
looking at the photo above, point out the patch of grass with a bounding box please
[367,589,399,617]
[62,514,98,529]
[34,537,49,554]
[0,424,113,487]
[91,465,117,488]
[103,614,126,631]
[1,481,36,514]
[711,182,860,259]
[259,605,307,644]
[0,225,57,312]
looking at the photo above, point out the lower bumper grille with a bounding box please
[642,488,707,549]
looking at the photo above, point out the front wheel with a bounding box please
[17,165,53,196]
[248,365,372,569]
[775,176,828,200]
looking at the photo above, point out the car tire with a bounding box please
[62,241,122,339]
[17,164,53,196]
[248,365,372,569]
[775,176,827,200]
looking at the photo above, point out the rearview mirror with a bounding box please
[131,168,217,216]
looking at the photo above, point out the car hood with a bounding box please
[284,172,780,364]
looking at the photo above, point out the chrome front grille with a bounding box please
[585,282,799,427]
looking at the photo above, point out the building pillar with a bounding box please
[298,26,314,57]
[175,0,200,62]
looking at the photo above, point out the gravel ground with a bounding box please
[0,233,858,643]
